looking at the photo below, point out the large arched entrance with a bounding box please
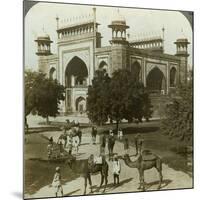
[131,61,141,81]
[146,67,166,94]
[65,56,88,87]
[75,96,86,113]
[65,56,88,112]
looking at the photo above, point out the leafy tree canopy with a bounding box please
[87,69,153,128]
[161,80,193,142]
[25,70,65,123]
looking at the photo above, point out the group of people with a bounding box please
[50,123,144,196]
[47,121,82,160]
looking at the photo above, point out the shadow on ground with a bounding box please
[145,179,172,190]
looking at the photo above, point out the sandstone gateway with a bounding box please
[35,8,190,117]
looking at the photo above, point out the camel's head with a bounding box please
[67,154,76,169]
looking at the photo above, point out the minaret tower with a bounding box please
[35,34,53,56]
[35,31,53,72]
[174,38,190,84]
[108,9,130,71]
[108,9,129,45]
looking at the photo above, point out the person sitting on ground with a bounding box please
[112,155,121,185]
[52,167,63,197]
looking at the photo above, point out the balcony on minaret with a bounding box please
[174,38,190,57]
[35,34,53,56]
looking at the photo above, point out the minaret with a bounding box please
[35,32,53,73]
[174,38,190,84]
[35,34,53,56]
[108,9,129,71]
[108,9,129,45]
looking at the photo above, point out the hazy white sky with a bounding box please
[25,2,192,70]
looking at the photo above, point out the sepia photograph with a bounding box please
[24,1,193,199]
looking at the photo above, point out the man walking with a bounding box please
[52,167,63,197]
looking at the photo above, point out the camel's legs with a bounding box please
[156,159,163,189]
[83,176,87,195]
[88,174,93,193]
[138,170,145,191]
[141,172,145,191]
[137,170,142,189]
[156,168,163,189]
[103,175,108,193]
[100,174,104,188]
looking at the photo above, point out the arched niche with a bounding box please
[75,96,86,112]
[146,67,166,94]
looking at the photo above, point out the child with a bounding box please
[52,167,63,197]
[112,155,121,185]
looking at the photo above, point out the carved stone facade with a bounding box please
[35,10,189,115]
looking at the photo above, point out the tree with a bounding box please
[25,70,65,125]
[161,80,193,142]
[87,68,153,130]
[36,78,65,123]
[25,70,46,127]
[87,69,111,125]
[109,69,152,131]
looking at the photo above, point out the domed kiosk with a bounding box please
[35,33,53,56]
[108,9,129,45]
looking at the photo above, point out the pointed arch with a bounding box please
[75,96,86,112]
[146,67,166,94]
[65,56,88,87]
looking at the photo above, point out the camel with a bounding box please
[121,151,163,191]
[67,154,109,195]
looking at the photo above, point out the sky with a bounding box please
[25,2,193,70]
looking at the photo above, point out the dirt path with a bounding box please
[25,128,192,199]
